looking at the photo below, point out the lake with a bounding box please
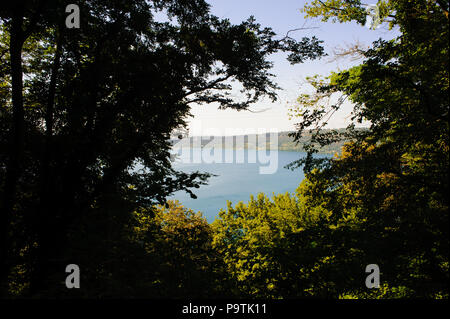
[168,148,321,222]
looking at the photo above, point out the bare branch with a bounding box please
[247,107,271,113]
[328,40,369,63]
[284,26,319,39]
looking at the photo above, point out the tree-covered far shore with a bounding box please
[170,129,355,154]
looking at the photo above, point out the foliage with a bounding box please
[288,0,448,297]
[1,0,447,299]
[211,0,449,299]
[0,0,324,296]
[130,200,233,298]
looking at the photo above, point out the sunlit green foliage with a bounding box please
[1,0,447,299]
[290,0,448,297]
[211,0,448,299]
[131,200,232,298]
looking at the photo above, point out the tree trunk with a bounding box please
[0,11,25,294]
[29,29,64,296]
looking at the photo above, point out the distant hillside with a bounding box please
[276,130,345,154]
[170,129,364,154]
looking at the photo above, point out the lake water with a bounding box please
[168,148,319,222]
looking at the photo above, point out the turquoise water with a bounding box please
[169,148,318,222]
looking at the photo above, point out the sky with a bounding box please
[186,0,399,136]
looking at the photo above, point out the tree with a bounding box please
[212,191,337,298]
[131,200,233,298]
[0,0,324,296]
[175,0,449,299]
[287,0,449,297]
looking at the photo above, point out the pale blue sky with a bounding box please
[187,0,399,135]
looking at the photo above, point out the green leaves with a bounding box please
[284,0,449,298]
[0,0,327,297]
[211,191,334,298]
[302,0,395,26]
